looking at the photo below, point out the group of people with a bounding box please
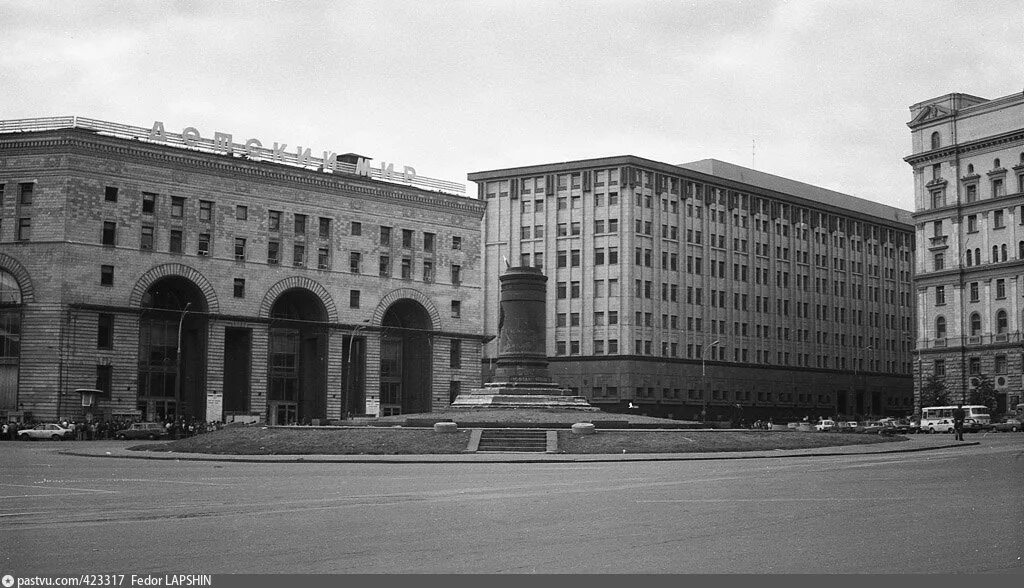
[0,416,220,441]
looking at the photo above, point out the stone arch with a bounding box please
[0,253,35,303]
[259,276,337,322]
[129,263,219,313]
[373,288,441,331]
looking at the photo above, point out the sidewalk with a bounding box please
[59,434,978,464]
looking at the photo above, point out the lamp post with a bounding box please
[175,302,191,417]
[344,321,369,421]
[701,340,719,422]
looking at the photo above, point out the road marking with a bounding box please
[636,497,908,503]
[0,511,48,517]
[0,483,118,494]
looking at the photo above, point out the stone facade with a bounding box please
[0,121,486,423]
[471,157,916,421]
[906,91,1024,414]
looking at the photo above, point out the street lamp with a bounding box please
[701,340,719,422]
[175,302,191,417]
[344,320,369,421]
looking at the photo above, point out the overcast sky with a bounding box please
[2,0,1020,210]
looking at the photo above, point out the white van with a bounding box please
[920,405,991,433]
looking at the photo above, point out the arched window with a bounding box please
[993,245,999,262]
[975,249,981,265]
[993,158,1001,169]
[970,312,982,336]
[930,132,941,149]
[965,252,973,267]
[1001,244,1008,261]
[1019,241,1024,259]
[935,316,947,339]
[995,310,1008,334]
[0,270,21,304]
[967,163,974,174]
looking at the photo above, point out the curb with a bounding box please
[57,440,979,465]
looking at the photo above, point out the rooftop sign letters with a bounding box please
[148,121,419,183]
[0,116,465,195]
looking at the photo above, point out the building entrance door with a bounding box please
[380,339,402,416]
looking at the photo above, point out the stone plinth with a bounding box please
[452,266,596,411]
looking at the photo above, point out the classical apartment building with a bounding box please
[0,117,485,424]
[471,157,915,421]
[906,90,1024,413]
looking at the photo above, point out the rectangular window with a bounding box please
[451,300,461,318]
[100,265,114,286]
[102,221,117,246]
[19,182,34,205]
[401,258,412,279]
[96,364,112,395]
[451,264,462,286]
[349,251,361,273]
[269,210,281,231]
[993,209,1004,229]
[319,217,332,239]
[268,241,280,265]
[104,186,118,202]
[140,225,154,250]
[236,205,248,221]
[171,197,185,218]
[452,235,462,250]
[293,244,305,267]
[169,229,183,253]
[295,214,307,235]
[450,339,462,369]
[318,247,330,270]
[967,215,978,232]
[350,221,361,236]
[349,290,360,308]
[199,200,212,222]
[424,232,435,252]
[423,260,434,282]
[380,226,392,246]
[402,229,414,248]
[379,255,391,277]
[234,238,246,261]
[935,285,945,305]
[97,314,114,349]
[142,192,156,214]
[198,233,210,256]
[233,278,245,298]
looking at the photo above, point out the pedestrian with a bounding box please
[953,405,965,441]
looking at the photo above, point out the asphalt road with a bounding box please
[1,436,1022,574]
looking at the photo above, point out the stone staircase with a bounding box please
[475,428,550,452]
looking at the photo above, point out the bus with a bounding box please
[920,405,991,433]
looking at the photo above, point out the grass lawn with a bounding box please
[137,424,905,455]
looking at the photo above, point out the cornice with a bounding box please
[904,128,1024,166]
[0,130,486,217]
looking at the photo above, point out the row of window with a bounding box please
[590,386,852,407]
[93,266,465,317]
[934,242,1024,271]
[931,354,1018,378]
[933,278,1016,306]
[933,309,1013,340]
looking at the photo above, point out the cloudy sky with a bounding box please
[2,0,1020,209]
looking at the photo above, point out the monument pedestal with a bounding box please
[451,266,597,412]
[451,382,598,410]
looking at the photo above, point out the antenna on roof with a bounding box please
[752,138,756,170]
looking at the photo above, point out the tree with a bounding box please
[968,373,998,413]
[919,373,949,408]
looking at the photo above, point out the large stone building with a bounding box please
[0,117,485,424]
[906,91,1024,413]
[471,157,915,421]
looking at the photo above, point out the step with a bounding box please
[476,429,550,452]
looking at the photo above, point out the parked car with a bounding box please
[815,419,837,432]
[891,420,919,434]
[991,418,1022,433]
[17,423,74,441]
[923,419,955,434]
[115,422,168,440]
[861,421,897,435]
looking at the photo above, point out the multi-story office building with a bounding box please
[0,117,485,424]
[906,91,1024,413]
[471,157,915,421]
